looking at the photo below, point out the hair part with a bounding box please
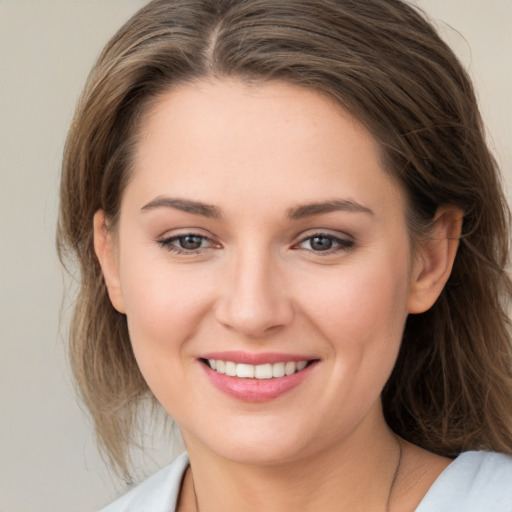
[57,0,512,479]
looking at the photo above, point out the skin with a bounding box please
[94,79,461,511]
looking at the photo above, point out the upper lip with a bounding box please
[200,351,318,365]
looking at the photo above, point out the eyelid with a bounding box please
[155,228,354,255]
[157,231,221,254]
[293,231,355,254]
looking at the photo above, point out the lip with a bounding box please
[201,351,315,365]
[199,354,319,402]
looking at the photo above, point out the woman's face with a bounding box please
[99,79,422,464]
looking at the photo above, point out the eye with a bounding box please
[157,233,218,254]
[297,233,354,253]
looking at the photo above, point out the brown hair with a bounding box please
[57,0,512,480]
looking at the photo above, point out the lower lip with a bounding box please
[201,361,318,402]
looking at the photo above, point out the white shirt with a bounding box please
[99,451,512,511]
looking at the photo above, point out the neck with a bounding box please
[180,414,402,512]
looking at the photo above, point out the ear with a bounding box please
[93,210,126,314]
[407,206,463,314]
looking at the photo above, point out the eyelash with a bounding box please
[157,232,355,255]
[157,233,217,254]
[294,233,355,254]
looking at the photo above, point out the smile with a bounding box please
[206,359,308,379]
[200,354,319,402]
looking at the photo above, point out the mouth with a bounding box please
[201,358,311,379]
[199,353,319,402]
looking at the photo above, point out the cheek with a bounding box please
[296,258,410,418]
[294,253,411,391]
[117,249,217,373]
[301,262,409,338]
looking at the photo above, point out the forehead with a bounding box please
[128,79,405,218]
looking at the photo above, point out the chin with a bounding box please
[182,412,333,467]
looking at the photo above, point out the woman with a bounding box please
[57,0,512,510]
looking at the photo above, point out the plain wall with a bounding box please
[0,1,510,511]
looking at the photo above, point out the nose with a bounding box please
[214,249,294,339]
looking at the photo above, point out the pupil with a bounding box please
[180,235,202,250]
[311,236,332,251]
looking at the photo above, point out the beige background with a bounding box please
[0,1,510,511]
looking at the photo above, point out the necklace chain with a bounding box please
[386,435,403,512]
[192,436,403,512]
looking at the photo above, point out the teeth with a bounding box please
[236,363,255,378]
[207,359,309,379]
[296,361,307,371]
[225,361,237,377]
[272,362,285,378]
[285,361,296,376]
[255,363,273,379]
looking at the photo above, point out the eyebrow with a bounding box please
[140,196,373,220]
[286,199,374,220]
[141,197,223,219]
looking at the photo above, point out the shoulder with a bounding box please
[416,451,512,512]
[98,453,189,512]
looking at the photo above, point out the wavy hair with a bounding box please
[57,0,512,479]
